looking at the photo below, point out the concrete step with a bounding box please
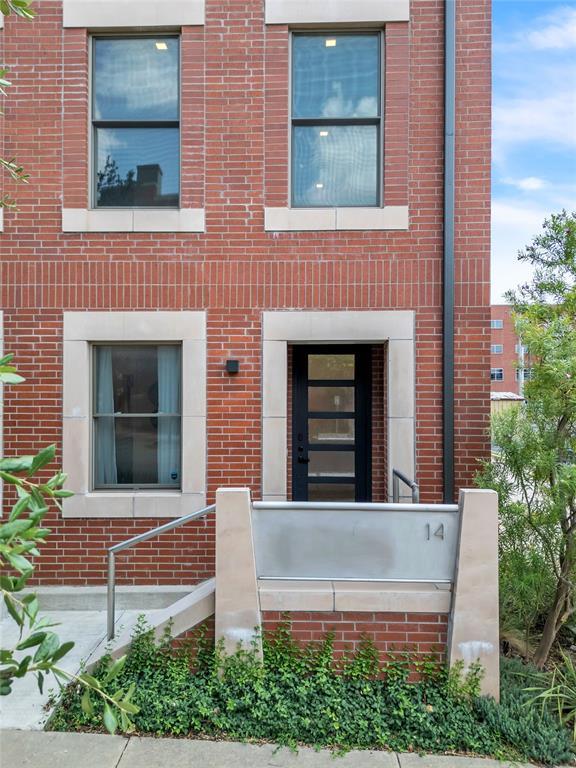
[87,578,216,669]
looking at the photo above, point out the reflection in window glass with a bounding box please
[309,418,355,444]
[93,38,179,121]
[292,34,380,119]
[308,483,355,501]
[291,33,381,207]
[93,345,181,487]
[292,125,378,207]
[93,37,180,208]
[308,386,354,412]
[308,451,355,477]
[96,128,179,207]
[308,354,355,380]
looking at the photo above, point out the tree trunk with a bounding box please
[533,543,575,668]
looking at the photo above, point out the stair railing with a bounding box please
[392,468,420,504]
[106,503,215,640]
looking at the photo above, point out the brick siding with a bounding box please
[0,0,491,585]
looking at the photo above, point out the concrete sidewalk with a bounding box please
[0,731,538,768]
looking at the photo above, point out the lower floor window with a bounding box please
[490,368,504,381]
[93,344,181,488]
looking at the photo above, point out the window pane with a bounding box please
[94,416,180,486]
[96,128,179,207]
[94,345,181,488]
[93,37,179,121]
[308,386,354,412]
[308,483,355,501]
[292,34,379,119]
[95,345,181,415]
[308,354,354,380]
[309,451,355,478]
[292,125,378,207]
[309,418,354,444]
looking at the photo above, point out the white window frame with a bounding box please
[490,319,503,329]
[62,311,206,518]
[491,344,503,354]
[490,368,504,381]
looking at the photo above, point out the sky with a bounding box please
[491,0,576,302]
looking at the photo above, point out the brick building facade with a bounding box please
[0,0,491,588]
[490,304,528,395]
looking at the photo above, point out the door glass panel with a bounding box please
[308,483,355,501]
[309,418,354,444]
[308,386,354,412]
[308,354,354,380]
[309,451,355,477]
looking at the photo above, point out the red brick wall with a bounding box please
[262,611,448,662]
[0,0,491,584]
[490,305,520,393]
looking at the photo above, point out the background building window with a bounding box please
[291,32,381,208]
[516,368,534,381]
[92,36,180,207]
[93,344,181,488]
[491,344,503,354]
[491,368,504,381]
[490,319,503,329]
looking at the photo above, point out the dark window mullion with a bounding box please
[93,121,179,129]
[292,117,380,127]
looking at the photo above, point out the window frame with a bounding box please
[516,368,533,381]
[91,341,183,491]
[490,368,504,381]
[289,30,384,209]
[490,319,503,329]
[490,344,503,354]
[90,33,182,210]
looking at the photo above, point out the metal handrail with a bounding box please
[392,468,420,504]
[107,503,215,640]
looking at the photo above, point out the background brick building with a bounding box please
[0,0,492,587]
[490,304,527,395]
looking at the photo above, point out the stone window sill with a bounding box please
[62,491,207,519]
[264,206,408,232]
[62,208,205,233]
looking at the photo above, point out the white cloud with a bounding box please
[493,90,576,154]
[501,176,548,192]
[525,7,576,50]
[491,200,545,301]
[495,6,576,52]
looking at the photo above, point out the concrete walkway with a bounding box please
[0,609,148,730]
[0,731,538,768]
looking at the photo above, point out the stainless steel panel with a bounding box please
[253,505,459,582]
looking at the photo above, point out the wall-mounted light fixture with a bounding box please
[225,359,239,375]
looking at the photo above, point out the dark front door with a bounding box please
[292,345,372,502]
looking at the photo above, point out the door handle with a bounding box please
[297,456,310,464]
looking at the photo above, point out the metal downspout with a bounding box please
[443,0,456,502]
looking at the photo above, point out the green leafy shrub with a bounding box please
[50,621,574,763]
[473,657,574,766]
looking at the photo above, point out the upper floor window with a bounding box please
[516,368,534,382]
[491,344,503,354]
[93,344,181,488]
[92,36,180,208]
[490,319,503,329]
[491,368,504,381]
[291,32,381,208]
